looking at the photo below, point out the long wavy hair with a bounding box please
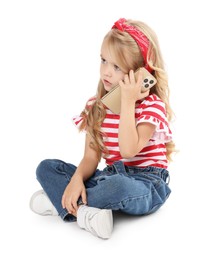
[79,19,175,162]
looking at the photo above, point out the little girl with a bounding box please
[30,18,175,239]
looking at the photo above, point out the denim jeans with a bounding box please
[36,159,171,222]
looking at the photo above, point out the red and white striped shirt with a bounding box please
[73,94,172,169]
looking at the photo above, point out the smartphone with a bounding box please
[101,67,157,114]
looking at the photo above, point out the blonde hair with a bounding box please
[80,19,175,162]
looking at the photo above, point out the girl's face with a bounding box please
[100,41,125,92]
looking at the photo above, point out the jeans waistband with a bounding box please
[108,161,170,184]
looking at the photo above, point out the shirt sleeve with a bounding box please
[136,95,172,143]
[72,96,96,132]
[72,114,85,130]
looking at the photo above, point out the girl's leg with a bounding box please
[32,159,170,239]
[85,161,171,215]
[35,159,77,220]
[33,159,113,239]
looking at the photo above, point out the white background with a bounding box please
[0,0,205,259]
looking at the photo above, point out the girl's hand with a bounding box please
[119,70,150,102]
[61,174,87,216]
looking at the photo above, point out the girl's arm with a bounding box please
[119,100,155,158]
[61,133,99,215]
[73,133,99,181]
[118,70,156,158]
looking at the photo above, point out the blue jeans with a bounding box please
[36,159,171,222]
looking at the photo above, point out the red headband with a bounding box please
[112,18,152,73]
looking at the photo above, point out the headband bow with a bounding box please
[112,18,152,72]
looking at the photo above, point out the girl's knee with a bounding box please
[36,159,76,183]
[36,159,55,181]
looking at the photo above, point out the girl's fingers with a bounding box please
[72,199,78,211]
[81,190,87,205]
[129,70,135,84]
[66,200,75,214]
[65,195,80,213]
[61,194,65,208]
[124,74,130,85]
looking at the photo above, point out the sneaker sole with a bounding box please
[96,209,113,239]
[29,190,58,216]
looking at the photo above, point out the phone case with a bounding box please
[101,67,157,114]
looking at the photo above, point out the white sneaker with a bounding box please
[77,205,113,239]
[30,190,58,216]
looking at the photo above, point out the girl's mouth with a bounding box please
[103,79,112,87]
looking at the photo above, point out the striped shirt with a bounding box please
[73,94,172,169]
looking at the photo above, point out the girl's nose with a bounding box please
[104,66,112,77]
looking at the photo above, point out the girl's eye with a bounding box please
[101,58,106,64]
[114,65,121,71]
